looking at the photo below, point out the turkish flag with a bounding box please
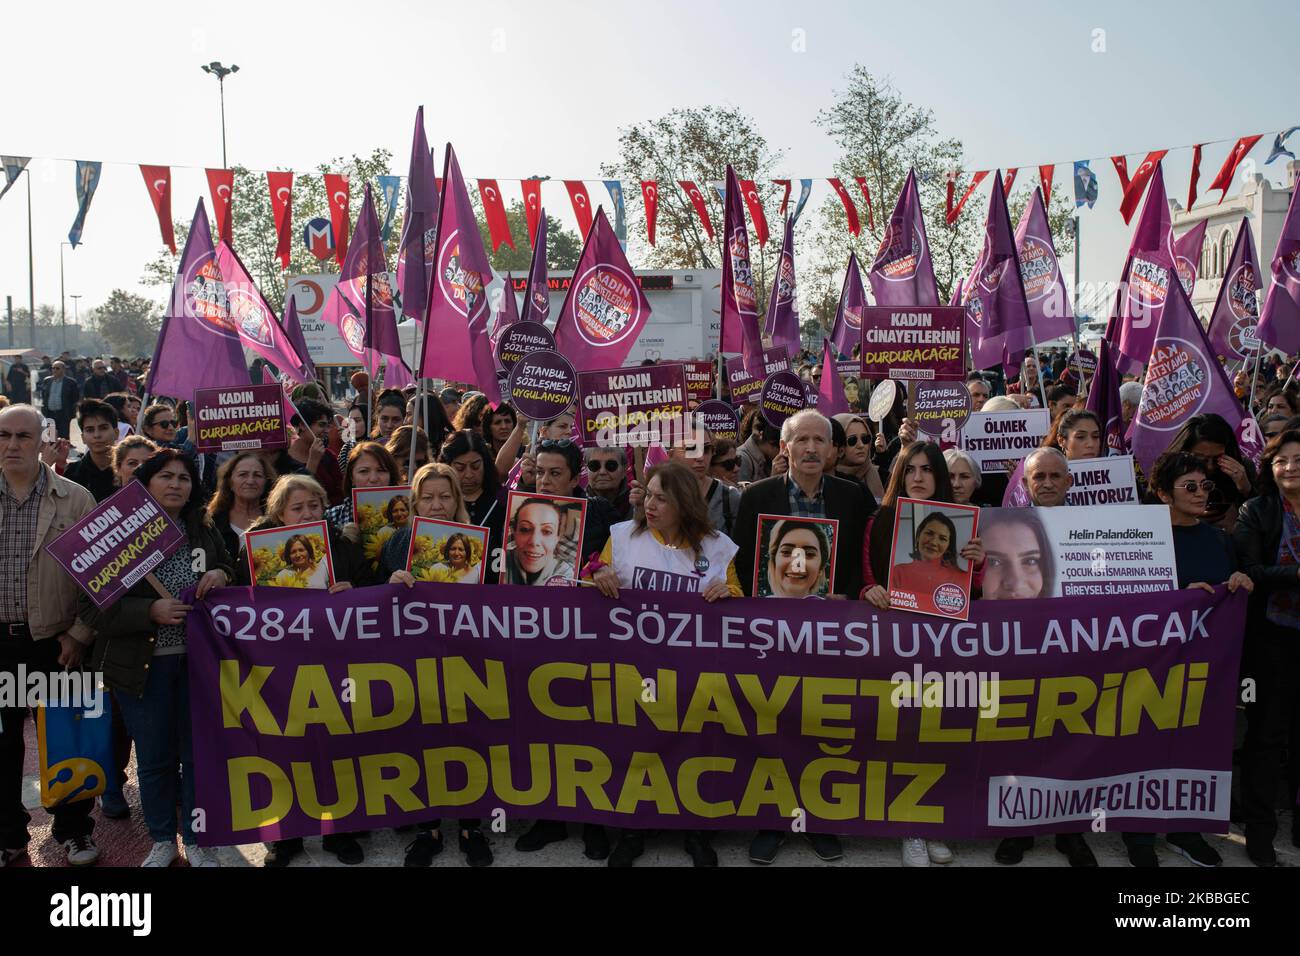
[1038,165,1054,204]
[564,180,593,236]
[1119,150,1168,224]
[1002,168,1018,196]
[324,173,349,265]
[206,169,234,241]
[1111,155,1131,194]
[1187,144,1203,210]
[946,171,988,226]
[267,171,293,270]
[1208,135,1263,203]
[521,179,542,244]
[854,177,874,232]
[139,165,174,253]
[738,179,769,246]
[640,181,659,246]
[774,179,792,217]
[678,181,714,240]
[478,179,514,251]
[828,178,860,236]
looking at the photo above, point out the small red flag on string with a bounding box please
[774,179,792,217]
[521,179,542,244]
[1002,168,1018,196]
[946,171,988,226]
[324,173,349,265]
[1208,135,1263,203]
[206,168,234,241]
[1111,155,1131,194]
[139,165,175,253]
[854,176,875,231]
[1038,165,1054,204]
[1119,150,1168,224]
[477,179,514,251]
[828,178,860,236]
[1187,144,1203,210]
[640,181,659,246]
[564,180,593,236]
[678,181,714,240]
[739,179,769,246]
[267,171,293,270]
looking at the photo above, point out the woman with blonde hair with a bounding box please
[111,436,159,487]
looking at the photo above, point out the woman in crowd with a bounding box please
[439,429,506,567]
[1233,429,1300,867]
[111,435,158,487]
[1260,382,1300,419]
[481,401,517,457]
[1006,354,1043,407]
[326,441,402,527]
[763,519,831,598]
[667,429,740,537]
[588,461,740,868]
[943,448,983,507]
[386,425,430,482]
[206,451,275,559]
[452,392,491,435]
[371,389,408,443]
[406,392,454,458]
[1048,408,1103,461]
[90,450,234,868]
[709,438,740,487]
[833,412,885,501]
[1169,413,1256,533]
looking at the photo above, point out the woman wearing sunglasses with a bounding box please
[709,439,741,488]
[832,413,885,501]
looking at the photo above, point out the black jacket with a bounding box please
[1233,494,1298,628]
[732,473,875,598]
[39,375,79,414]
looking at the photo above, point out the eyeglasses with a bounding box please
[846,435,869,447]
[714,457,740,471]
[539,439,575,450]
[1175,480,1215,493]
[150,419,177,430]
[587,459,623,472]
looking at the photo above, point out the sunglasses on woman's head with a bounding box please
[587,459,622,472]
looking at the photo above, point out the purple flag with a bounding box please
[1173,219,1208,298]
[719,165,763,376]
[214,239,309,385]
[521,210,551,326]
[1130,277,1262,475]
[491,271,522,359]
[1084,338,1127,455]
[319,285,369,371]
[868,169,938,307]
[964,171,1032,369]
[1111,163,1176,374]
[263,365,299,424]
[1257,181,1300,356]
[1014,189,1074,344]
[350,186,401,365]
[146,201,250,400]
[280,295,316,382]
[553,208,652,372]
[816,338,849,417]
[1206,217,1263,363]
[418,144,491,388]
[829,253,866,360]
[384,356,414,390]
[763,216,801,357]
[397,107,438,323]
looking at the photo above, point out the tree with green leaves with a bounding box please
[89,290,162,358]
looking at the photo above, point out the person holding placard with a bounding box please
[206,451,275,560]
[326,441,402,528]
[89,449,234,869]
[439,430,506,572]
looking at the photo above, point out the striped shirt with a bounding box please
[0,468,47,623]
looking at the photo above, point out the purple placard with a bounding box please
[725,356,762,404]
[693,399,739,441]
[761,345,792,378]
[192,384,288,453]
[860,305,966,381]
[836,358,860,377]
[759,369,807,428]
[506,349,577,421]
[576,363,689,445]
[45,482,186,609]
[186,583,1244,844]
[682,361,714,402]
[495,321,556,374]
[913,381,973,436]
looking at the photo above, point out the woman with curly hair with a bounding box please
[206,450,276,559]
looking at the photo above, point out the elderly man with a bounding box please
[80,360,115,401]
[731,408,875,866]
[966,374,991,413]
[1119,381,1142,428]
[0,405,101,867]
[38,361,80,440]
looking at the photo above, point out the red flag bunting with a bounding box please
[324,173,349,265]
[1002,168,1018,196]
[946,171,988,226]
[267,171,293,270]
[1111,155,1131,194]
[1187,144,1203,210]
[139,165,175,253]
[640,181,659,246]
[1208,135,1263,203]
[564,180,593,236]
[774,179,792,217]
[1038,165,1054,204]
[1119,150,1168,224]
[738,179,769,246]
[206,168,233,241]
[678,181,714,240]
[521,179,542,245]
[854,176,875,232]
[477,179,514,251]
[828,178,860,236]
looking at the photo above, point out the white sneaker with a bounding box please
[61,835,100,866]
[901,837,930,867]
[927,839,954,864]
[185,845,220,868]
[141,841,178,868]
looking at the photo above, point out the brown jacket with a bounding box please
[12,462,98,643]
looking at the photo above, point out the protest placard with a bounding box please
[192,384,288,453]
[754,515,838,599]
[759,370,807,428]
[725,356,762,404]
[506,350,578,420]
[887,498,980,620]
[407,517,488,584]
[959,409,1051,473]
[682,361,714,402]
[1004,455,1139,508]
[761,345,791,378]
[495,321,555,373]
[247,520,335,589]
[913,381,973,437]
[352,486,412,570]
[577,363,688,445]
[502,491,588,586]
[692,399,739,442]
[860,306,965,381]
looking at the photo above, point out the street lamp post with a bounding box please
[70,296,81,352]
[200,61,240,167]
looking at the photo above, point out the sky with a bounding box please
[2,0,1297,335]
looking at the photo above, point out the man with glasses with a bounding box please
[0,405,101,867]
[584,447,631,520]
[38,361,80,440]
[80,361,115,401]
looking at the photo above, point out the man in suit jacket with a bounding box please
[733,409,876,599]
[37,361,80,440]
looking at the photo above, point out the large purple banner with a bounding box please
[188,583,1244,846]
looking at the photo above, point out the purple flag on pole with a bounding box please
[829,253,866,361]
[213,239,309,385]
[719,165,763,377]
[1112,163,1176,374]
[493,272,521,337]
[1207,217,1263,363]
[964,171,1032,369]
[1257,182,1300,356]
[384,356,414,390]
[344,186,400,367]
[553,208,652,372]
[280,295,316,382]
[816,338,849,417]
[868,169,939,307]
[1173,219,1208,298]
[763,216,801,357]
[146,201,250,399]
[398,107,438,323]
[418,144,491,387]
[1014,189,1074,344]
[1084,338,1127,455]
[521,210,551,326]
[319,285,369,371]
[1130,277,1262,475]
[262,365,299,424]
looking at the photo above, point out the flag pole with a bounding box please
[1248,343,1264,415]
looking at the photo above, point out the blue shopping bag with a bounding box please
[36,685,113,808]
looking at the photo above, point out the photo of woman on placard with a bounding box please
[246,519,335,589]
[887,499,980,619]
[406,519,488,584]
[275,533,330,589]
[978,507,1056,600]
[756,516,837,599]
[502,492,586,586]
